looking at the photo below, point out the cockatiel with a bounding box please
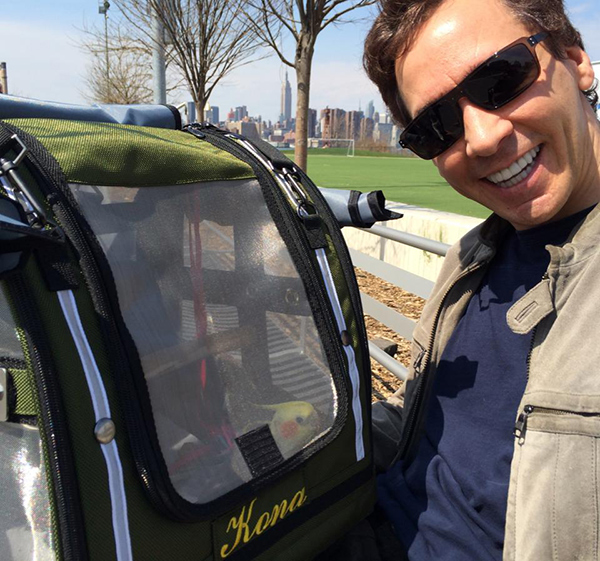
[260,400,320,457]
[226,400,321,480]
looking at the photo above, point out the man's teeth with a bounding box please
[486,146,541,187]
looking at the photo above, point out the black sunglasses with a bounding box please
[399,32,548,160]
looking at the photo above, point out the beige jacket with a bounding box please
[373,204,600,560]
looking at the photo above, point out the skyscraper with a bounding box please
[366,100,375,120]
[280,71,292,123]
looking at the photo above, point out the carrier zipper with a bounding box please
[216,128,369,461]
[7,274,89,561]
[187,125,343,352]
[187,125,370,385]
[0,123,181,516]
[187,124,355,448]
[2,120,352,522]
[397,262,487,463]
[31,166,176,515]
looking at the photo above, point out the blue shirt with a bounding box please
[377,208,592,560]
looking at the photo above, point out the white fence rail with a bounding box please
[352,224,450,382]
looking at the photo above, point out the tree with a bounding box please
[109,0,264,117]
[80,23,155,104]
[246,0,375,171]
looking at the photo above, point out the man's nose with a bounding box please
[460,99,513,158]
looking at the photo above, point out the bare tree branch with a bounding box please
[247,0,375,171]
[79,0,266,114]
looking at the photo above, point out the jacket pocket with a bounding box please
[505,405,600,561]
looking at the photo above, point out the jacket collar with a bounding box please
[472,203,600,268]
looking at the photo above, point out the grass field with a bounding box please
[284,149,491,219]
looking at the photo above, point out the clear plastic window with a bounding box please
[0,287,25,360]
[71,180,337,504]
[0,422,56,560]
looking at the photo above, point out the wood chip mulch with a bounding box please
[354,268,426,402]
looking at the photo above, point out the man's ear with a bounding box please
[565,45,595,91]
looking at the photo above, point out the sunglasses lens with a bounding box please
[467,43,539,109]
[401,39,542,159]
[402,99,463,159]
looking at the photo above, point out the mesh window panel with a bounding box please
[71,180,337,504]
[0,422,56,560]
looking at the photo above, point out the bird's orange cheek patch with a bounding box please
[280,420,299,439]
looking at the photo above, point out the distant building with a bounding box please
[235,106,248,121]
[206,106,219,124]
[240,121,260,141]
[374,122,394,144]
[391,124,401,147]
[308,109,317,138]
[345,110,363,140]
[281,71,292,122]
[226,108,235,122]
[366,100,375,120]
[320,107,348,141]
[359,117,374,141]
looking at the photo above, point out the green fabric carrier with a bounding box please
[0,117,375,561]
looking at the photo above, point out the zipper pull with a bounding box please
[413,347,426,375]
[185,122,222,139]
[514,405,534,445]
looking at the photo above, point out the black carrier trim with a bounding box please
[0,124,89,561]
[5,274,90,561]
[0,121,367,524]
[182,125,354,511]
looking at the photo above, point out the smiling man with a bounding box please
[362,0,600,559]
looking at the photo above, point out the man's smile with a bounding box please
[485,146,542,188]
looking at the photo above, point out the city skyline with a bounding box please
[1,1,600,122]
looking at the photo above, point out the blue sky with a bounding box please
[1,1,599,122]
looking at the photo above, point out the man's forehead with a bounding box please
[394,0,531,117]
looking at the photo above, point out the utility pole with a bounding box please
[0,63,7,95]
[98,1,111,88]
[152,0,167,104]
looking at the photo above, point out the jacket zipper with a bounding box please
[513,404,600,445]
[514,272,551,445]
[398,260,487,463]
[187,123,354,439]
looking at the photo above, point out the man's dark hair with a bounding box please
[363,0,598,127]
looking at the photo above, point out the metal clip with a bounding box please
[0,134,56,230]
[280,168,315,219]
[0,134,28,175]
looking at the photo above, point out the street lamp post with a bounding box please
[152,0,167,104]
[0,63,7,95]
[98,1,111,91]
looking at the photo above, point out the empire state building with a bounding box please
[280,71,292,124]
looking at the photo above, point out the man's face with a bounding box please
[395,0,600,230]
